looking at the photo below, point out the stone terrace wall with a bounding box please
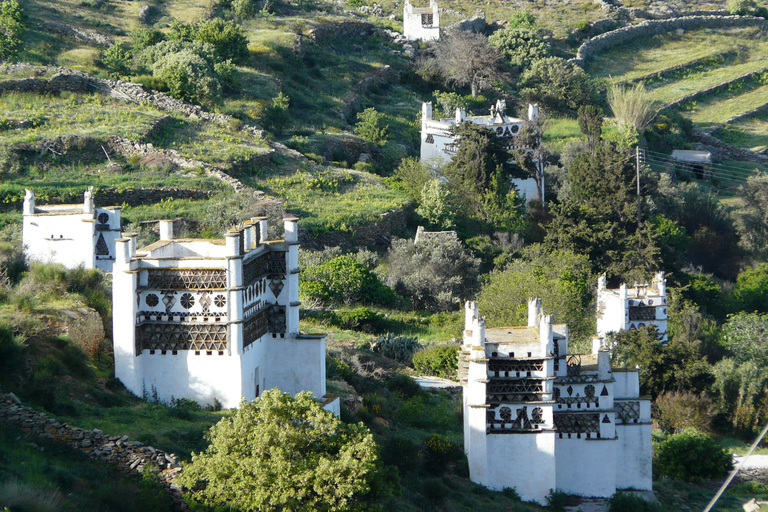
[0,392,189,511]
[692,129,768,165]
[299,207,410,250]
[571,15,768,67]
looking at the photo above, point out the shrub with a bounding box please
[488,27,549,69]
[0,326,25,386]
[423,434,462,474]
[354,108,389,145]
[383,237,481,312]
[0,0,25,61]
[261,92,290,134]
[102,43,132,77]
[608,492,662,512]
[337,307,385,332]
[380,436,420,471]
[195,18,250,64]
[413,344,459,379]
[386,373,422,398]
[0,481,63,512]
[300,255,399,308]
[370,333,422,364]
[655,428,732,482]
[421,478,448,505]
[130,28,166,52]
[655,391,716,434]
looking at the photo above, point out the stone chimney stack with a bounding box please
[159,220,173,241]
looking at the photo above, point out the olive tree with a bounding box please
[431,30,502,97]
[178,389,393,512]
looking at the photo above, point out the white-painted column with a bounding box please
[226,230,243,355]
[159,220,173,241]
[284,217,300,335]
[113,238,141,396]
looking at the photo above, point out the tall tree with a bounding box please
[431,30,502,97]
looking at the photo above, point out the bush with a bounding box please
[386,373,422,398]
[383,237,481,312]
[608,492,662,512]
[300,255,399,308]
[421,478,448,505]
[0,0,25,61]
[261,92,290,134]
[413,344,459,379]
[655,428,732,482]
[370,333,422,364]
[655,391,716,434]
[102,43,132,77]
[195,18,249,64]
[354,108,389,145]
[380,436,420,472]
[423,434,462,474]
[488,27,549,69]
[0,326,25,386]
[337,307,386,332]
[130,28,166,52]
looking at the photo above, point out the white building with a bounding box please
[112,217,336,412]
[22,188,121,273]
[403,0,440,41]
[420,100,542,201]
[460,299,652,504]
[596,272,668,343]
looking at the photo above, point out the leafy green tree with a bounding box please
[102,43,132,78]
[262,92,291,134]
[354,108,389,146]
[433,91,467,118]
[720,311,768,366]
[655,428,732,482]
[416,178,454,229]
[488,27,549,69]
[730,263,768,313]
[480,168,527,232]
[0,0,24,61]
[478,245,594,346]
[232,0,259,17]
[169,20,198,42]
[130,28,166,53]
[568,143,636,222]
[301,255,398,307]
[383,237,481,312]
[392,157,433,200]
[519,57,597,113]
[195,18,250,64]
[443,122,509,218]
[178,389,395,512]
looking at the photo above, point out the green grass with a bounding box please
[715,112,768,151]
[649,62,768,106]
[720,437,768,456]
[585,27,768,82]
[683,84,768,131]
[256,167,410,232]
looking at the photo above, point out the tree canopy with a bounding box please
[178,390,394,512]
[430,31,502,97]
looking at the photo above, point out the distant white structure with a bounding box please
[671,150,712,180]
[596,272,668,343]
[112,217,337,412]
[460,300,652,504]
[420,100,543,201]
[22,188,121,273]
[404,0,440,41]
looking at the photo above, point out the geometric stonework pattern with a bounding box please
[269,278,284,298]
[95,233,110,256]
[553,413,600,434]
[137,323,227,351]
[145,293,159,307]
[199,292,211,313]
[267,304,287,335]
[488,359,544,375]
[98,212,109,224]
[487,406,541,433]
[615,401,641,424]
[243,251,287,286]
[146,268,226,290]
[162,293,176,313]
[487,380,544,403]
[243,306,269,349]
[557,395,599,408]
[629,306,656,321]
[213,294,226,307]
[180,293,195,309]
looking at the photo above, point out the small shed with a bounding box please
[672,150,712,179]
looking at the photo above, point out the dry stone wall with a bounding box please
[691,129,768,165]
[0,392,189,511]
[571,15,768,67]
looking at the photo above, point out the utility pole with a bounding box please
[636,147,644,230]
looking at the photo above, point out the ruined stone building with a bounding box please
[403,0,440,41]
[22,188,121,273]
[112,217,336,412]
[596,272,668,343]
[459,300,652,504]
[420,100,543,201]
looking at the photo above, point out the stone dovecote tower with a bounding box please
[112,217,335,411]
[404,0,440,41]
[596,272,668,343]
[460,300,652,504]
[22,188,121,272]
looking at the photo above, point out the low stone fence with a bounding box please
[0,392,188,511]
[659,67,768,113]
[39,22,114,48]
[299,206,411,250]
[571,15,768,67]
[691,129,768,165]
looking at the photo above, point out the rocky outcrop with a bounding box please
[39,22,114,48]
[571,15,768,67]
[0,392,188,511]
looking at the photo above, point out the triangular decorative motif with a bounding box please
[425,134,434,144]
[199,292,212,313]
[600,385,609,396]
[95,233,109,256]
[602,415,611,424]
